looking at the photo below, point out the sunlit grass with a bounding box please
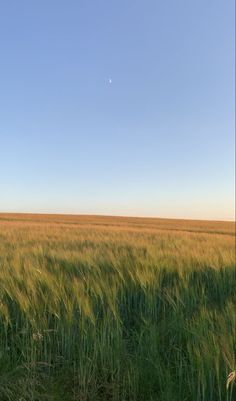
[0,214,235,400]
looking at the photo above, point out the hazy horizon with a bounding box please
[1,1,235,220]
[0,211,235,223]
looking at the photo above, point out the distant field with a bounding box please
[0,214,235,401]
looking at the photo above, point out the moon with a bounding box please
[109,78,112,84]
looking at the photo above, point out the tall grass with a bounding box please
[0,214,235,400]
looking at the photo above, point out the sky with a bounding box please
[0,0,235,220]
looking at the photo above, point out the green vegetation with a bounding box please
[0,214,235,400]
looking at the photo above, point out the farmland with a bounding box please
[0,213,235,401]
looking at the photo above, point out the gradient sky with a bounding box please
[0,0,235,220]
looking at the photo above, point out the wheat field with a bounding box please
[0,213,235,401]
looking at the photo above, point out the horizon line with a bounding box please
[0,211,235,224]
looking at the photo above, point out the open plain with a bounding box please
[0,214,235,400]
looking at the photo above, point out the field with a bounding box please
[0,213,235,401]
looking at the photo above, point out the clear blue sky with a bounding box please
[0,0,235,220]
